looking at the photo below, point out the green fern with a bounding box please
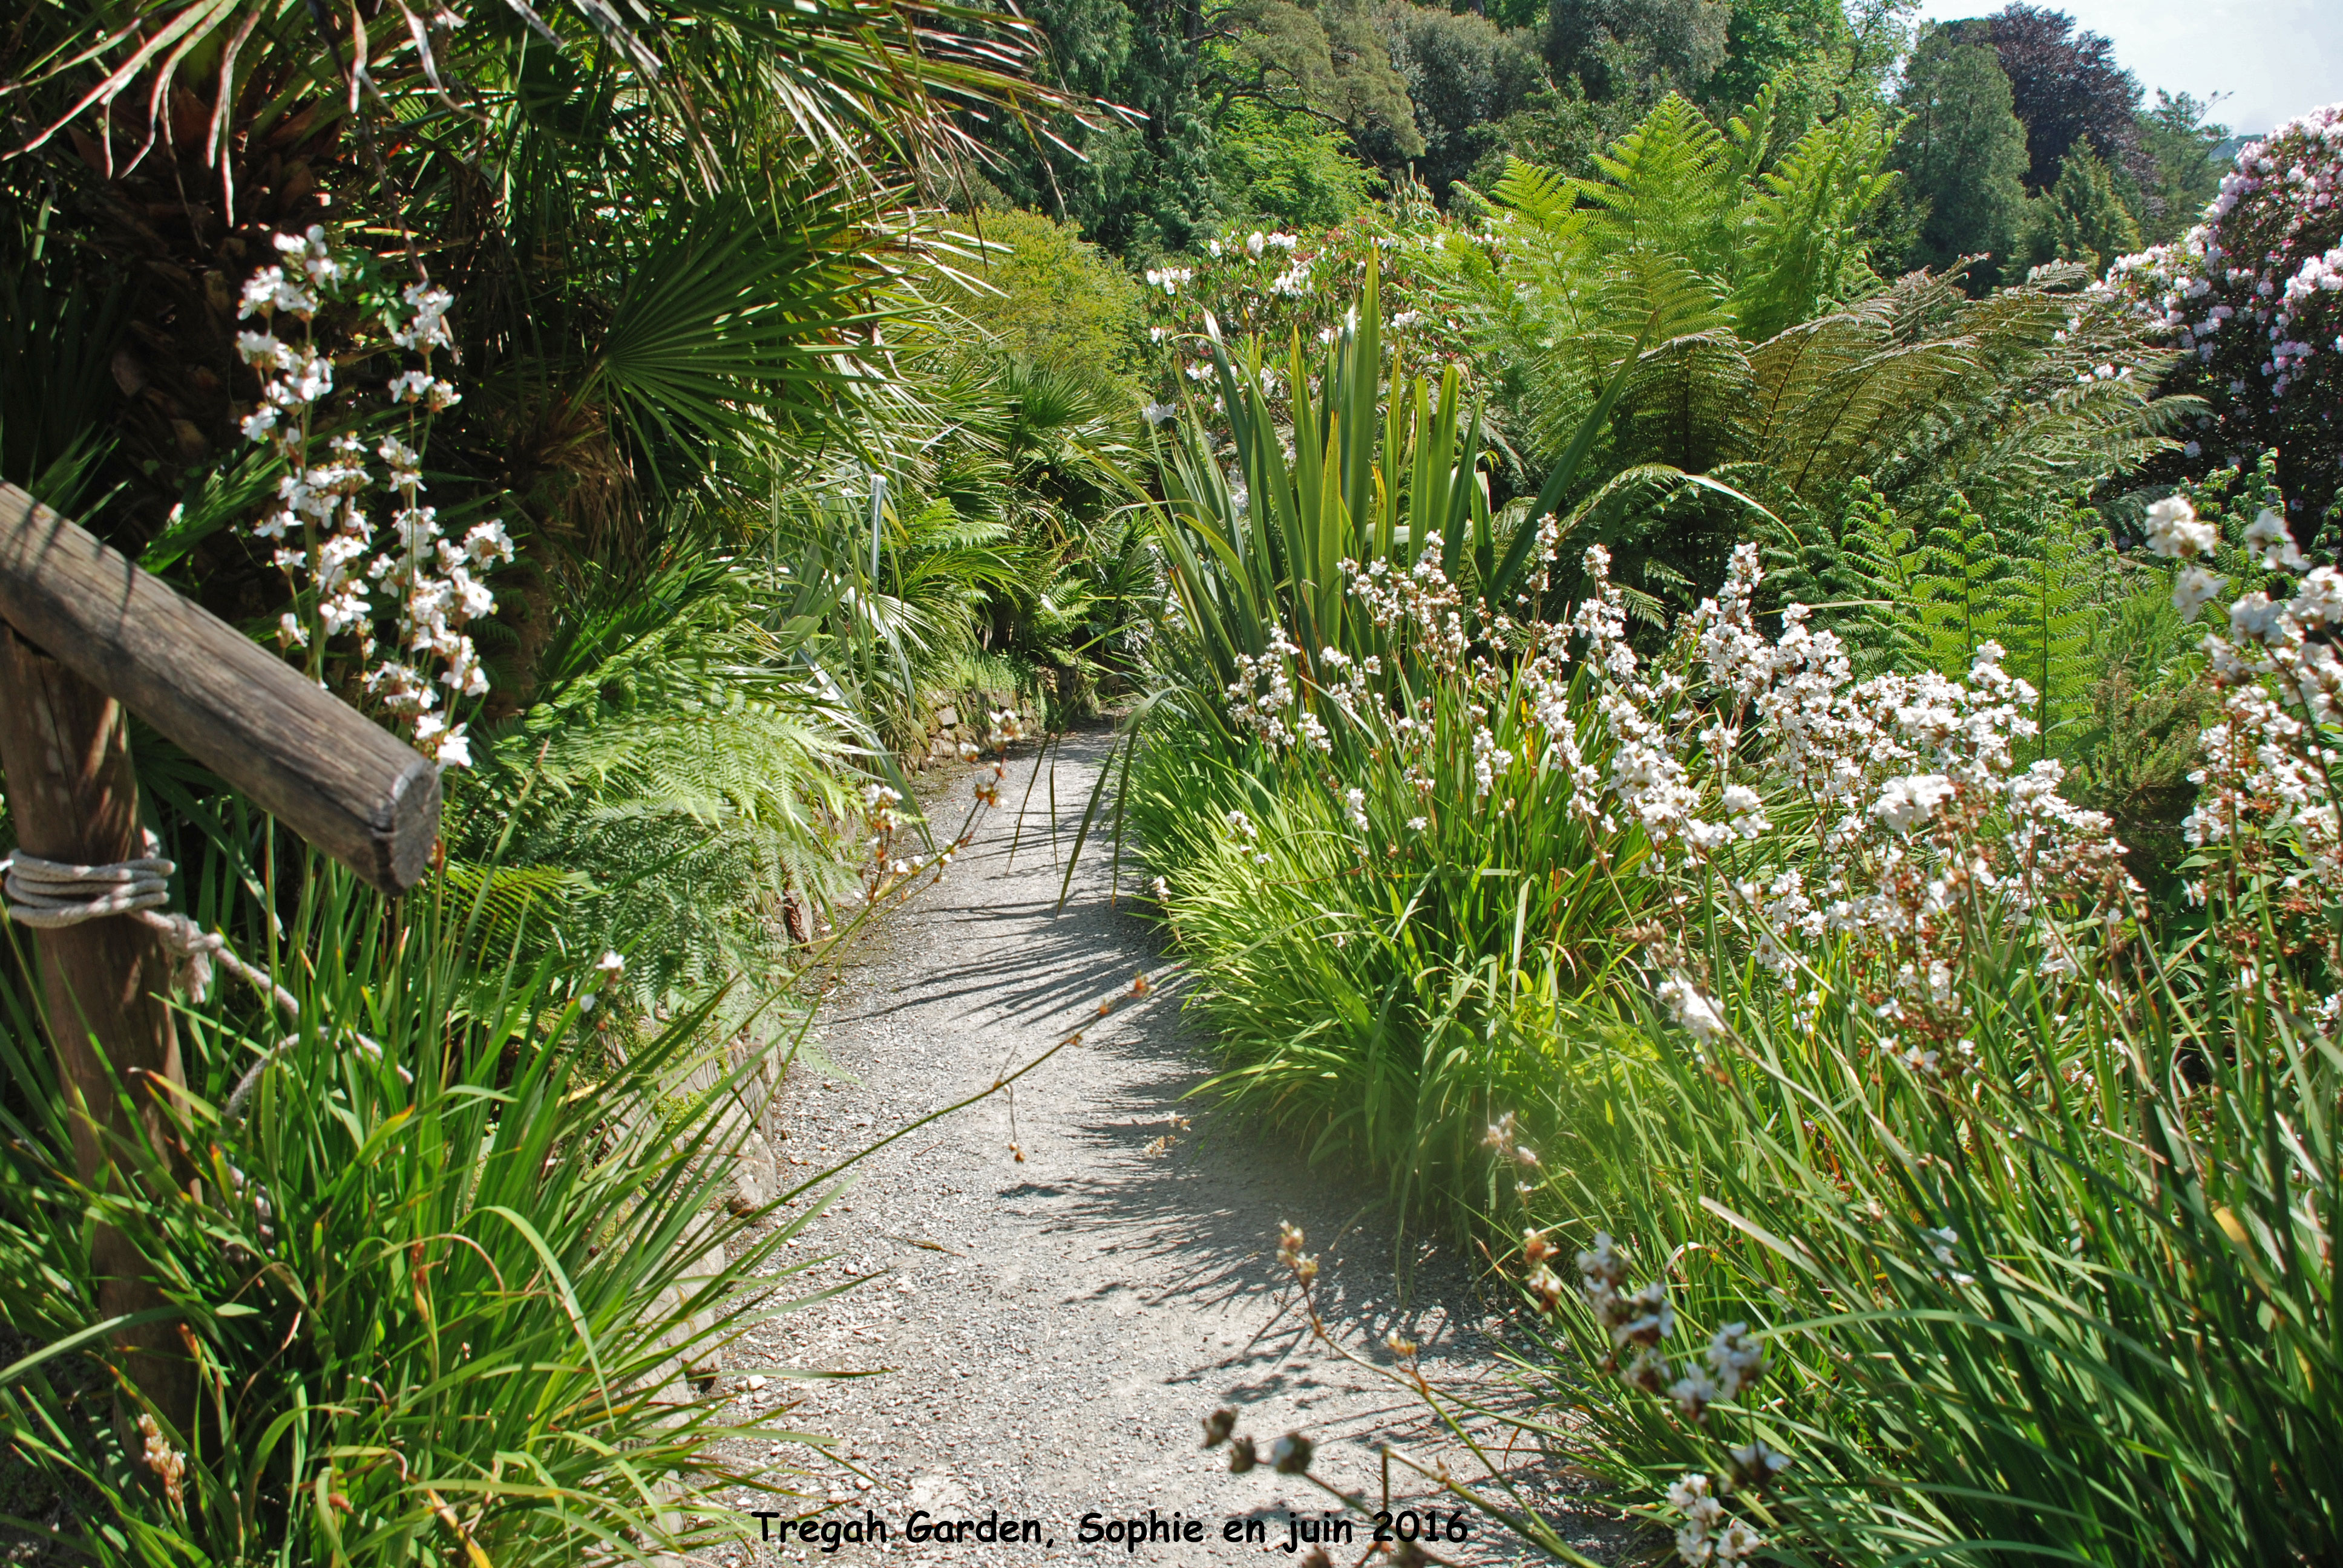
[1490,158,1585,240]
[1760,479,1922,673]
[1729,106,1898,342]
[2000,498,2116,749]
[1463,97,2181,581]
[1909,494,2017,675]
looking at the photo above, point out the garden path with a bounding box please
[706,726,1628,1567]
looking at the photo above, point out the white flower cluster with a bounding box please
[2143,493,2231,621]
[1573,1231,1673,1391]
[1143,266,1194,296]
[863,782,907,835]
[1666,1472,1762,1565]
[1575,543,2131,1048]
[1224,627,1304,748]
[1666,1321,1766,1424]
[1658,976,1728,1044]
[1225,808,1271,867]
[235,229,510,767]
[1343,540,1470,674]
[2173,492,2343,910]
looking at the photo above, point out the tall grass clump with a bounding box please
[1131,656,1648,1215]
[0,864,832,1564]
[1377,491,2342,1563]
[1127,265,1768,1218]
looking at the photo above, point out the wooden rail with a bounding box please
[0,483,441,892]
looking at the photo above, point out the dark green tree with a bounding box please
[1369,2,1548,199]
[2135,89,2229,244]
[1222,0,1424,162]
[1701,0,1849,114]
[1536,0,1732,102]
[1892,30,2032,287]
[1951,4,2146,194]
[2024,143,2140,274]
[971,0,1229,255]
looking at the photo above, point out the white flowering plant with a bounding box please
[232,226,513,768]
[1136,207,1484,416]
[1129,269,1702,1206]
[1130,569,1659,1203]
[1145,359,2343,1555]
[1416,488,2343,1563]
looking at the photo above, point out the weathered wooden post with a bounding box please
[0,624,196,1422]
[0,481,442,1434]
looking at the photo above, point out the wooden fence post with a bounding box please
[0,625,197,1431]
[0,481,445,1444]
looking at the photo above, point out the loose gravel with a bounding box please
[696,725,1632,1567]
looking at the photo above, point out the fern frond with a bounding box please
[1571,93,1734,265]
[1492,157,1585,240]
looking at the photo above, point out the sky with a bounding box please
[1910,0,2341,135]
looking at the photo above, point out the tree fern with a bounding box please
[1490,158,1585,241]
[1570,93,1737,270]
[1729,107,1898,342]
[1459,91,2173,554]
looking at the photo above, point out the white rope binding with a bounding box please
[1,838,299,1018]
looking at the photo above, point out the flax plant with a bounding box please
[1389,494,2343,1563]
[1130,659,1650,1221]
[0,862,841,1565]
[1126,264,1769,1223]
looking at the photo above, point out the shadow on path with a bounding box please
[701,724,1633,1566]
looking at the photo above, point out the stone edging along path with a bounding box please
[696,725,1630,1567]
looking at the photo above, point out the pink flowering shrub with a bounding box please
[2107,102,2343,530]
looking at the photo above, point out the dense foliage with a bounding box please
[1104,30,2341,1560]
[5,0,2336,1562]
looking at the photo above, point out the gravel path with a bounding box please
[702,726,1630,1567]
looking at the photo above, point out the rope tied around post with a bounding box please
[1,839,300,1018]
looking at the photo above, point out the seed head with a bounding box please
[1228,1436,1258,1474]
[1202,1406,1237,1448]
[1271,1432,1314,1474]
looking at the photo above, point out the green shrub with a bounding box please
[946,209,1147,387]
[1210,99,1375,235]
[1122,264,1719,1218]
